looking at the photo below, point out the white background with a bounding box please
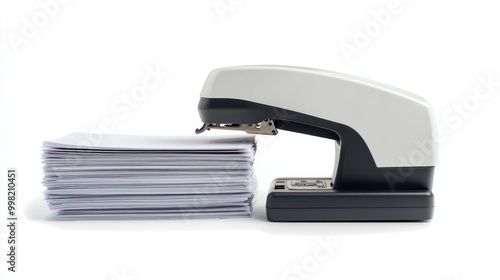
[1,1,500,279]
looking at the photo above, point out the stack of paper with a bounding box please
[42,133,257,220]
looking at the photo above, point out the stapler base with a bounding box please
[265,178,434,222]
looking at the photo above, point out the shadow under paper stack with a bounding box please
[41,133,257,220]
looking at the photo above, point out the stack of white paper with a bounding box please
[42,133,257,220]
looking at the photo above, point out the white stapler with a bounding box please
[195,65,438,221]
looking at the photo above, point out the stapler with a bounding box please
[195,65,438,222]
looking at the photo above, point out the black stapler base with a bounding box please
[266,178,434,222]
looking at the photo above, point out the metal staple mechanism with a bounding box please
[195,119,278,135]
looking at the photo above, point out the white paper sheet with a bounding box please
[42,133,257,220]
